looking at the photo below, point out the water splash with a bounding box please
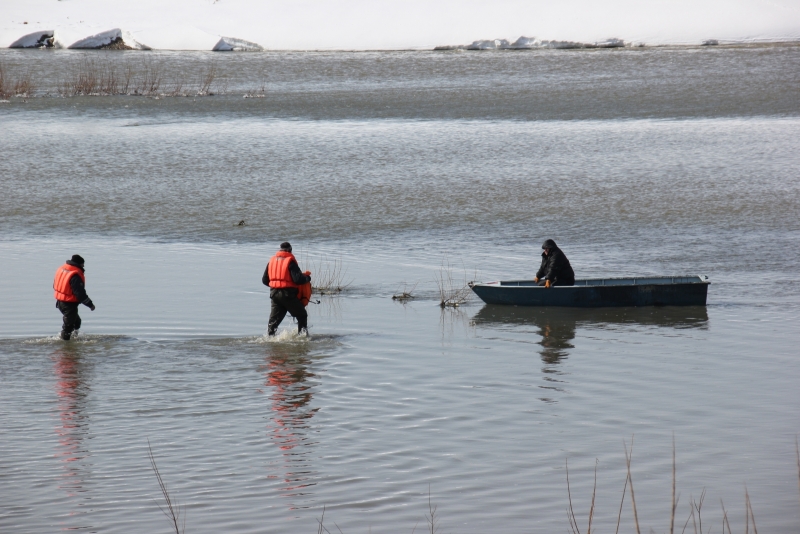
[250,328,311,344]
[22,333,127,345]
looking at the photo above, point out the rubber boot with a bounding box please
[299,326,308,336]
[60,331,71,341]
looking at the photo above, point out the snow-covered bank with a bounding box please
[2,0,799,50]
[68,29,150,50]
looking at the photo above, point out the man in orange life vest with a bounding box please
[53,255,96,340]
[262,242,311,336]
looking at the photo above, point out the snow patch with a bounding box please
[437,36,627,50]
[466,39,510,50]
[68,28,150,50]
[9,30,64,49]
[212,36,264,51]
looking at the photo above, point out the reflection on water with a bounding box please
[260,342,320,501]
[50,344,92,530]
[472,305,709,401]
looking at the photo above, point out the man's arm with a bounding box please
[69,275,95,309]
[535,257,548,281]
[288,261,311,285]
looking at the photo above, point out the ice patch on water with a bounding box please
[68,29,151,50]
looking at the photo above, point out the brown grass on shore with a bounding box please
[1,58,234,98]
[0,59,227,98]
[0,64,35,98]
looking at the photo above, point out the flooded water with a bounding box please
[1,46,799,533]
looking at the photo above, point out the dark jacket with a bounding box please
[536,247,575,284]
[59,260,94,308]
[262,258,310,289]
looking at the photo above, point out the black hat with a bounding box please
[279,242,292,252]
[71,254,85,265]
[542,239,557,250]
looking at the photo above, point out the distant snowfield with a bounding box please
[2,0,799,50]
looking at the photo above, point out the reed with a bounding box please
[425,484,441,534]
[147,439,185,534]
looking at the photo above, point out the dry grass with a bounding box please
[0,64,36,98]
[2,59,233,98]
[49,59,223,97]
[313,438,798,533]
[563,438,791,534]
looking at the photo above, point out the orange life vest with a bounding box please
[268,251,300,289]
[53,263,85,302]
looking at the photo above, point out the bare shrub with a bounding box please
[98,64,118,95]
[13,70,35,97]
[244,81,266,98]
[198,64,216,95]
[310,256,351,295]
[121,63,134,94]
[0,64,36,98]
[435,258,474,308]
[392,281,418,301]
[0,64,9,98]
[167,75,185,97]
[137,60,162,95]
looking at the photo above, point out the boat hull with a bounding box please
[469,276,709,307]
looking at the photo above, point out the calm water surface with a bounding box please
[1,47,799,533]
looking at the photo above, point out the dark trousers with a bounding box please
[56,300,81,339]
[268,288,308,335]
[537,279,575,287]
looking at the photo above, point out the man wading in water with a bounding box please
[534,239,575,287]
[53,255,96,340]
[263,242,312,336]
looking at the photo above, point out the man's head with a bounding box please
[279,242,292,252]
[70,254,85,266]
[541,239,557,254]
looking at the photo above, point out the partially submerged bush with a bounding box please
[309,255,352,295]
[435,259,475,308]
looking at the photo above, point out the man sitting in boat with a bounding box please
[534,239,575,288]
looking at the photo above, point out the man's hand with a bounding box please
[534,277,539,284]
[544,280,552,289]
[90,304,96,311]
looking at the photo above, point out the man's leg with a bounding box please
[268,297,288,336]
[57,301,80,340]
[282,296,308,335]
